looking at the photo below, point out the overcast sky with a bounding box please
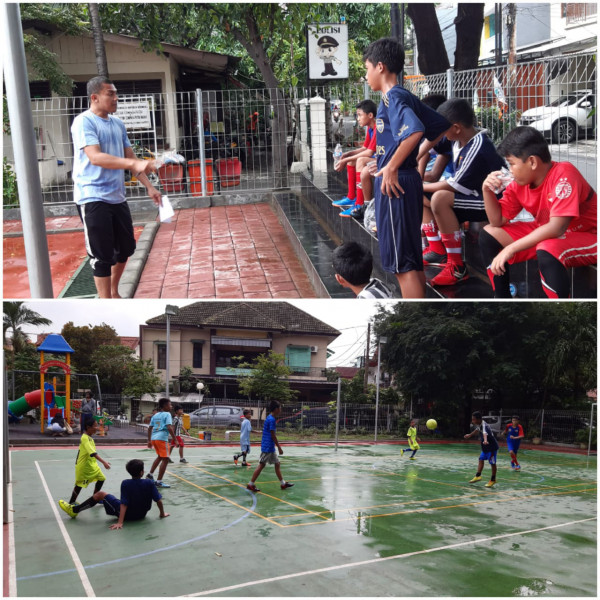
[20,299,396,367]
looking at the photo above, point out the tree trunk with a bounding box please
[453,4,485,71]
[88,3,109,77]
[406,4,450,75]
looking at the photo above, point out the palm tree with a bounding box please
[3,302,52,353]
[89,3,109,77]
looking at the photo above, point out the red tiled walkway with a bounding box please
[134,204,318,299]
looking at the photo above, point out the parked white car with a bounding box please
[519,90,595,144]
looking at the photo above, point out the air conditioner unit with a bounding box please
[310,345,319,353]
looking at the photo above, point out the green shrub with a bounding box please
[475,107,521,144]
[3,157,18,207]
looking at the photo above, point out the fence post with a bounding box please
[540,409,544,440]
[589,403,596,457]
[195,89,208,197]
[446,68,455,99]
[298,98,311,164]
[2,3,54,298]
[335,378,341,452]
[308,95,327,172]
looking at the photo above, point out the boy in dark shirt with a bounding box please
[363,38,450,298]
[422,98,505,286]
[93,459,168,530]
[464,411,499,488]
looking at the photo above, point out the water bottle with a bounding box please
[333,143,343,168]
[494,167,514,194]
[509,283,517,298]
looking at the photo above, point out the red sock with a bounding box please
[422,221,445,255]
[346,164,356,200]
[441,231,464,266]
[355,171,364,206]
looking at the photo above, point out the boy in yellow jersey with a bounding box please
[400,419,421,460]
[59,417,111,518]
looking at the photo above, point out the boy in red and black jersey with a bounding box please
[480,126,596,298]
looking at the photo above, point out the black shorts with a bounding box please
[452,194,488,224]
[77,201,136,277]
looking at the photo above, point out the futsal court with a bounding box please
[6,442,597,597]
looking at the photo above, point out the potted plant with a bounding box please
[528,426,542,445]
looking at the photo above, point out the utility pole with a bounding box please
[494,3,503,66]
[390,4,405,84]
[363,322,371,393]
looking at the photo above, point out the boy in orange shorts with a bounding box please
[146,397,177,488]
[480,126,596,298]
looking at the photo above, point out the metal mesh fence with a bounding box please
[3,51,595,207]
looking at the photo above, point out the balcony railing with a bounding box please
[566,3,597,25]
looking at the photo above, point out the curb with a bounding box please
[119,221,160,298]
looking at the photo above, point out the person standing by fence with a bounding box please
[71,76,162,299]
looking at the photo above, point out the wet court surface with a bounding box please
[6,443,596,597]
[3,203,318,299]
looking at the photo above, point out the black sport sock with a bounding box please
[479,229,511,297]
[73,496,98,513]
[537,250,570,298]
[69,486,82,504]
[410,450,417,458]
[476,472,482,477]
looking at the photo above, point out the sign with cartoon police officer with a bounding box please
[307,23,349,80]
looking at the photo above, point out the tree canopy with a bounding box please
[3,301,52,354]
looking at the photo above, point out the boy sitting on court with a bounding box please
[94,459,168,530]
[464,411,499,488]
[59,416,111,518]
[247,401,293,493]
[332,100,378,219]
[480,126,597,298]
[333,241,394,299]
[421,98,505,286]
[363,38,451,298]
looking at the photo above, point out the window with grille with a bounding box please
[157,344,166,370]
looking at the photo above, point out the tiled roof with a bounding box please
[119,337,139,350]
[146,302,340,337]
[334,367,360,379]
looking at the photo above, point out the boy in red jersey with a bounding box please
[480,126,596,298]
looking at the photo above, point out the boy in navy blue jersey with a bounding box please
[464,411,499,487]
[422,98,505,286]
[363,38,450,298]
[247,401,293,493]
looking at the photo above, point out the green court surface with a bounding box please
[6,443,597,597]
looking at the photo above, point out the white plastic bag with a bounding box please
[363,200,377,233]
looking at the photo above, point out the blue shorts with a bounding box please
[374,169,423,274]
[479,450,498,464]
[102,494,121,517]
[507,440,521,453]
[240,444,250,454]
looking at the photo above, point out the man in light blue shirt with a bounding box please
[71,76,162,298]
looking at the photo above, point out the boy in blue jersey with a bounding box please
[500,415,524,470]
[146,398,177,488]
[464,411,499,487]
[363,38,451,298]
[91,459,169,530]
[422,98,505,286]
[247,401,294,492]
[234,409,255,467]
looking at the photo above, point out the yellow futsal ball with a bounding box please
[426,419,437,430]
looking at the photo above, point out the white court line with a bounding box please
[34,461,95,597]
[184,517,597,597]
[7,452,17,597]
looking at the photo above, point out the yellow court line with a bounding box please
[281,487,597,528]
[168,471,283,528]
[268,480,597,520]
[189,465,332,521]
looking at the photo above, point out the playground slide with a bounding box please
[8,388,65,421]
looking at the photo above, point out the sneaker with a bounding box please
[281,482,294,489]
[514,465,521,471]
[510,464,515,469]
[469,476,482,483]
[350,204,365,220]
[484,480,496,488]
[400,449,404,457]
[430,263,469,286]
[242,462,251,467]
[233,455,238,466]
[246,483,260,493]
[423,249,447,266]
[332,196,355,208]
[409,457,416,460]
[146,473,154,481]
[180,458,188,463]
[59,499,77,519]
[155,481,171,488]
[339,204,358,217]
[168,458,174,463]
